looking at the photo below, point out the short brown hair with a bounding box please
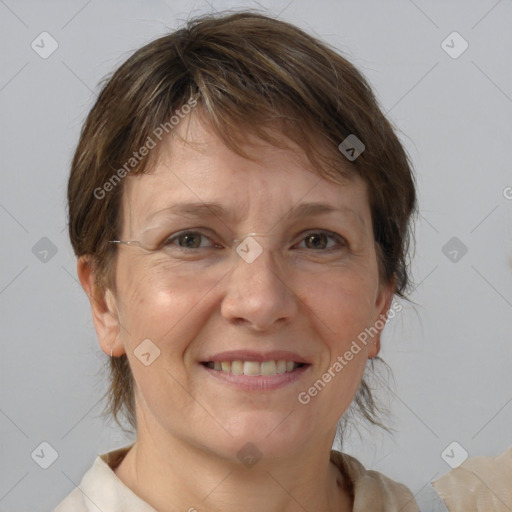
[68,9,416,436]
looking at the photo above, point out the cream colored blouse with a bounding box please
[432,446,512,512]
[54,445,420,511]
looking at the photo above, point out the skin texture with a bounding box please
[78,110,394,512]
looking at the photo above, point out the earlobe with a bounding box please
[368,278,395,359]
[369,338,380,359]
[76,256,124,357]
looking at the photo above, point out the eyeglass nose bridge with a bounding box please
[231,232,273,243]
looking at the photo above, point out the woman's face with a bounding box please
[101,113,393,461]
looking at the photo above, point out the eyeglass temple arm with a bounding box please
[108,240,142,246]
[109,233,272,246]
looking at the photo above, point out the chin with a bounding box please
[214,418,309,463]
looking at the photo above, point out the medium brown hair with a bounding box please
[67,9,416,436]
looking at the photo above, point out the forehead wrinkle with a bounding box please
[282,202,367,231]
[142,200,368,238]
[144,201,243,225]
[127,152,368,235]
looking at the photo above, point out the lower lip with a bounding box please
[199,363,311,391]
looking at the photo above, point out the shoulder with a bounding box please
[431,445,512,512]
[53,444,156,512]
[54,486,87,512]
[330,450,420,512]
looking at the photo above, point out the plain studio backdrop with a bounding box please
[1,1,511,511]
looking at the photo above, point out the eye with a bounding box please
[295,230,348,250]
[163,230,218,249]
[161,229,348,252]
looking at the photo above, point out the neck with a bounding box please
[114,421,352,512]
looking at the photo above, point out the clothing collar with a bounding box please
[73,445,419,511]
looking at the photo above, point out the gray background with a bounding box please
[1,0,511,510]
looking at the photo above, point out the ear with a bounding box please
[367,276,396,359]
[77,256,125,357]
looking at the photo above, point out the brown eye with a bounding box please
[178,233,202,248]
[297,231,347,251]
[164,231,216,249]
[305,233,328,249]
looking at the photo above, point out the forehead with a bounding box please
[120,112,370,233]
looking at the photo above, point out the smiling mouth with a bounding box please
[201,360,308,376]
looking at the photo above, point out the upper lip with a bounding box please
[201,350,311,364]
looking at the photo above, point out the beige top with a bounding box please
[432,446,512,512]
[54,445,420,511]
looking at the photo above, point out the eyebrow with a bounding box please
[146,201,366,229]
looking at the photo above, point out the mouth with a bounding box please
[200,360,309,376]
[199,359,311,391]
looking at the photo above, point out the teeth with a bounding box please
[276,360,287,374]
[206,360,303,376]
[244,361,261,376]
[231,360,243,375]
[260,360,276,375]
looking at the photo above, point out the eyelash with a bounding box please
[162,229,348,252]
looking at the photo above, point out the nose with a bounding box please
[220,238,298,331]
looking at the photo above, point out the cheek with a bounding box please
[299,266,379,339]
[294,276,377,426]
[116,262,211,350]
[114,266,209,411]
